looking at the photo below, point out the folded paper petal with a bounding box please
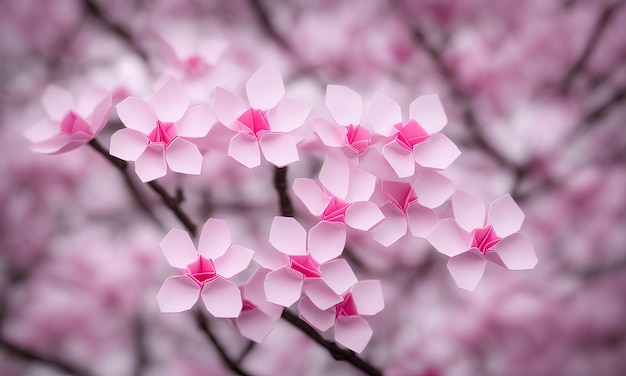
[110,129,148,162]
[351,280,384,315]
[24,120,59,143]
[371,205,407,247]
[298,296,336,332]
[198,218,231,260]
[157,275,199,313]
[293,178,331,217]
[382,141,415,178]
[213,87,246,130]
[269,216,307,255]
[29,134,72,154]
[159,228,198,268]
[268,97,311,133]
[326,85,362,126]
[82,88,112,133]
[447,250,487,291]
[214,245,254,278]
[303,279,342,310]
[42,85,73,121]
[413,170,453,209]
[201,277,242,318]
[406,205,438,238]
[452,190,486,232]
[319,153,350,199]
[165,138,203,175]
[152,77,190,122]
[345,202,384,231]
[228,132,261,168]
[310,117,346,147]
[488,194,525,238]
[259,133,299,167]
[236,308,275,343]
[320,259,357,295]
[246,67,285,110]
[135,143,167,182]
[412,133,460,170]
[335,316,373,353]
[368,92,402,137]
[117,97,158,135]
[264,267,304,307]
[198,38,228,66]
[177,105,215,138]
[308,221,346,264]
[409,94,447,134]
[495,233,537,270]
[346,168,376,203]
[428,218,472,257]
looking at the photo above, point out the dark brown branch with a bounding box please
[273,167,295,217]
[0,338,93,376]
[246,0,292,52]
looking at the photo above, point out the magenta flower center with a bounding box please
[237,108,270,138]
[241,299,256,313]
[149,120,177,146]
[345,124,371,154]
[335,293,358,318]
[289,254,321,278]
[60,111,91,136]
[383,181,418,212]
[183,55,208,74]
[394,119,430,151]
[321,197,351,222]
[471,225,501,254]
[185,255,218,286]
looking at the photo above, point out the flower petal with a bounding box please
[152,77,190,122]
[201,277,242,318]
[236,308,275,343]
[320,259,357,295]
[24,120,59,143]
[427,218,472,257]
[198,218,231,260]
[371,204,407,247]
[326,85,362,126]
[447,250,486,292]
[406,205,438,238]
[335,316,372,353]
[319,153,350,200]
[269,216,307,256]
[293,178,331,217]
[310,117,347,147]
[165,138,203,175]
[346,168,376,202]
[176,105,215,138]
[452,190,486,232]
[413,133,460,170]
[487,194,525,238]
[259,133,299,167]
[409,94,447,134]
[228,132,261,168]
[134,143,167,182]
[308,221,346,264]
[159,228,198,268]
[495,233,537,270]
[351,280,384,316]
[368,92,402,136]
[213,87,246,130]
[42,85,73,121]
[214,245,254,278]
[264,267,303,307]
[345,202,384,231]
[116,97,158,135]
[157,275,199,313]
[246,66,285,110]
[299,296,336,332]
[303,279,342,310]
[382,141,415,178]
[413,170,453,209]
[30,134,74,154]
[268,97,311,133]
[80,87,112,134]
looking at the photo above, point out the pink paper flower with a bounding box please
[213,66,311,168]
[368,92,461,178]
[24,85,111,154]
[427,191,538,291]
[371,170,453,246]
[298,280,384,353]
[110,76,215,182]
[156,218,254,317]
[264,216,358,309]
[158,30,228,77]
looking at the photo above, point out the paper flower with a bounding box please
[158,30,228,76]
[213,66,311,168]
[371,170,453,246]
[368,92,461,178]
[234,268,283,343]
[427,191,538,291]
[24,85,111,154]
[298,280,384,353]
[293,153,384,244]
[156,218,254,317]
[264,216,358,309]
[110,76,215,182]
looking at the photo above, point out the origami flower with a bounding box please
[371,170,453,246]
[213,66,311,168]
[234,268,283,343]
[427,191,538,291]
[157,218,254,317]
[298,280,384,353]
[293,153,384,245]
[159,30,228,76]
[368,92,461,178]
[24,85,111,154]
[110,76,215,182]
[264,216,358,309]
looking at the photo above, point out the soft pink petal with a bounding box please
[24,120,60,143]
[303,279,342,310]
[213,87,246,130]
[198,38,229,66]
[345,201,385,231]
[165,138,203,175]
[335,316,372,353]
[242,269,271,307]
[368,92,402,136]
[308,221,346,264]
[320,259,357,295]
[246,67,285,110]
[346,168,376,202]
[201,277,242,318]
[134,143,167,182]
[269,216,307,256]
[214,245,254,278]
[298,296,336,332]
[42,85,73,121]
[116,97,158,135]
[326,85,362,126]
[293,178,331,217]
[259,133,299,167]
[268,97,311,133]
[351,280,384,316]
[157,275,199,313]
[487,194,525,238]
[177,105,215,138]
[406,205,438,238]
[371,204,407,247]
[413,133,461,170]
[447,250,487,292]
[159,228,198,268]
[427,218,472,257]
[198,218,231,260]
[495,233,537,270]
[81,88,112,134]
[30,134,73,154]
[409,94,447,134]
[319,153,350,200]
[413,170,453,209]
[310,117,346,147]
[452,190,486,232]
[382,141,415,178]
[264,267,303,307]
[228,132,261,168]
[152,77,190,122]
[236,309,275,343]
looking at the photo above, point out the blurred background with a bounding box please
[1,0,625,375]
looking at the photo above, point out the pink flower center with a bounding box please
[60,111,91,136]
[185,255,218,286]
[335,293,358,318]
[149,120,177,146]
[289,254,321,278]
[183,55,208,75]
[321,197,351,222]
[345,124,371,154]
[241,299,256,313]
[383,181,418,212]
[237,108,270,138]
[471,225,501,255]
[394,119,430,151]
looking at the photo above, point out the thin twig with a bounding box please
[273,167,295,217]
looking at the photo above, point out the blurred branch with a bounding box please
[132,316,149,376]
[273,167,295,217]
[0,338,94,376]
[246,0,292,52]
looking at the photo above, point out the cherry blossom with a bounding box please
[110,76,215,182]
[213,66,311,168]
[368,92,461,178]
[264,216,358,309]
[157,218,254,317]
[371,170,453,246]
[158,29,228,77]
[427,191,538,291]
[24,85,111,154]
[298,280,384,353]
